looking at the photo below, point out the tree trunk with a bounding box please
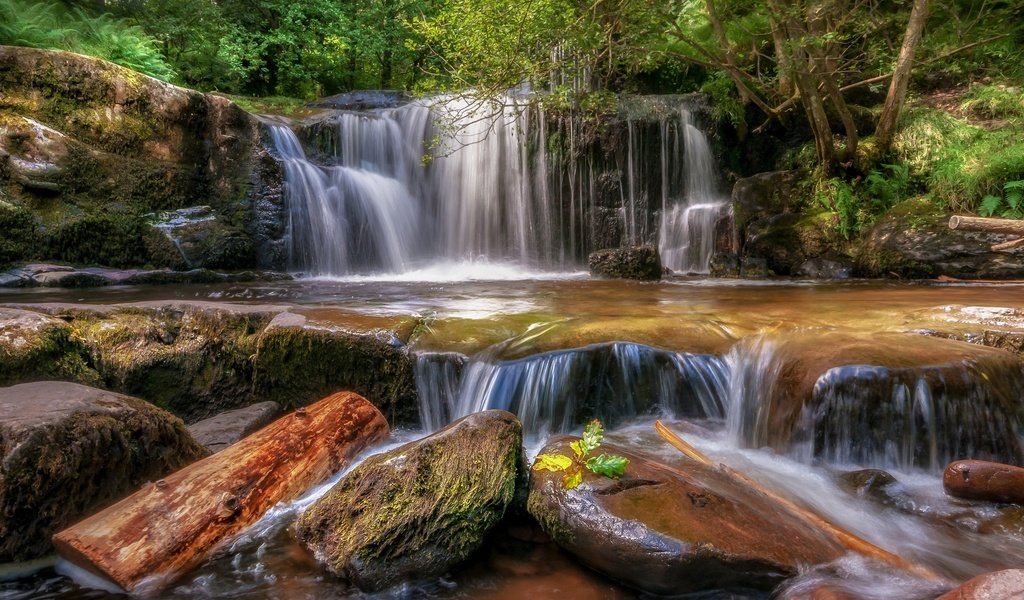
[53,391,390,596]
[874,0,932,154]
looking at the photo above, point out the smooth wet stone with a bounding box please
[935,569,1024,600]
[588,245,662,280]
[296,410,522,592]
[837,469,900,506]
[740,256,769,278]
[798,257,852,279]
[710,252,740,277]
[187,401,281,452]
[527,439,845,595]
[944,460,1024,504]
[32,270,114,288]
[0,381,208,561]
[731,331,1024,469]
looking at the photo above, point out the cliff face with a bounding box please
[0,46,284,270]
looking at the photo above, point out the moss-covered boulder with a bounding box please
[527,439,845,595]
[296,410,522,591]
[0,307,97,386]
[857,199,1024,279]
[0,381,208,561]
[0,45,284,270]
[588,245,662,280]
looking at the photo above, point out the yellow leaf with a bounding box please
[563,469,583,489]
[533,453,572,472]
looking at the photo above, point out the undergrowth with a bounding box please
[0,0,174,81]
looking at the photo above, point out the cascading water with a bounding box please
[267,96,728,277]
[659,109,730,274]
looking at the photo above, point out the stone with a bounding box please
[944,460,1024,504]
[743,211,837,276]
[588,245,662,280]
[0,307,97,386]
[710,252,740,277]
[935,569,1024,600]
[731,170,802,235]
[858,199,1024,279]
[798,257,852,279]
[527,439,845,595]
[295,410,522,591]
[740,256,769,278]
[187,401,282,452]
[0,381,208,561]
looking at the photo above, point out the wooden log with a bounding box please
[949,215,1024,236]
[654,421,946,583]
[53,391,389,595]
[991,237,1024,252]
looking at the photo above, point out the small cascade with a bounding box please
[659,109,730,274]
[414,343,729,435]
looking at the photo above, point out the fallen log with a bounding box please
[991,237,1024,252]
[948,215,1024,236]
[654,421,945,583]
[53,391,389,596]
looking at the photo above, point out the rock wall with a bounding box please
[0,46,284,270]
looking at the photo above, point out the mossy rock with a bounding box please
[0,200,39,268]
[588,245,662,280]
[0,381,208,561]
[45,211,151,268]
[0,308,98,386]
[296,410,522,591]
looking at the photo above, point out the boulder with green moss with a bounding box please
[0,381,209,561]
[588,245,662,280]
[0,307,98,386]
[0,45,284,270]
[295,410,522,591]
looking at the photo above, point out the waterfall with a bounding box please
[414,342,729,436]
[659,109,730,274]
[267,96,729,277]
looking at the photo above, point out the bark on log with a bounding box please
[949,215,1024,236]
[53,391,389,595]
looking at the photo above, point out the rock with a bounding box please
[731,170,802,235]
[740,256,769,278]
[944,460,1024,504]
[743,211,838,275]
[187,401,281,452]
[308,90,410,110]
[858,199,1024,279]
[710,252,740,277]
[146,206,255,270]
[0,308,97,386]
[295,410,522,591]
[935,569,1024,600]
[798,257,853,279]
[730,332,1024,470]
[781,585,860,600]
[32,270,114,288]
[588,245,662,280]
[527,440,845,595]
[0,46,283,270]
[0,381,208,561]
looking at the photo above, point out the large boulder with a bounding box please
[729,331,1024,470]
[0,381,208,561]
[588,245,662,280]
[944,460,1024,504]
[527,439,845,595]
[295,410,522,591]
[0,45,284,270]
[858,199,1024,279]
[187,401,281,453]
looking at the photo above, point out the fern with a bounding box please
[979,195,1003,217]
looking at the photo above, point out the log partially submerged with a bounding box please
[54,391,389,595]
[949,216,1024,252]
[654,421,945,583]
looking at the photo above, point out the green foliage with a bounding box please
[814,162,910,239]
[0,0,174,81]
[978,180,1024,219]
[895,107,1024,213]
[960,85,1024,122]
[533,419,628,489]
[0,200,38,268]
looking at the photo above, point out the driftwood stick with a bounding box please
[949,215,1024,236]
[654,421,944,582]
[54,391,390,595]
[991,237,1024,252]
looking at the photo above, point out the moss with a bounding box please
[295,412,522,591]
[0,311,99,387]
[45,211,150,268]
[0,199,39,268]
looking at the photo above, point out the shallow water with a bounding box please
[2,275,1023,598]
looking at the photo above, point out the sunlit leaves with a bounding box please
[534,453,573,472]
[585,454,630,478]
[531,419,629,490]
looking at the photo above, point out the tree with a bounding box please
[874,0,932,155]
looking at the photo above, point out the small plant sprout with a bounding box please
[532,419,629,489]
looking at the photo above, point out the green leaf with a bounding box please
[533,453,572,472]
[586,454,629,478]
[1006,191,1023,210]
[580,419,603,455]
[563,469,583,489]
[979,195,1003,217]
